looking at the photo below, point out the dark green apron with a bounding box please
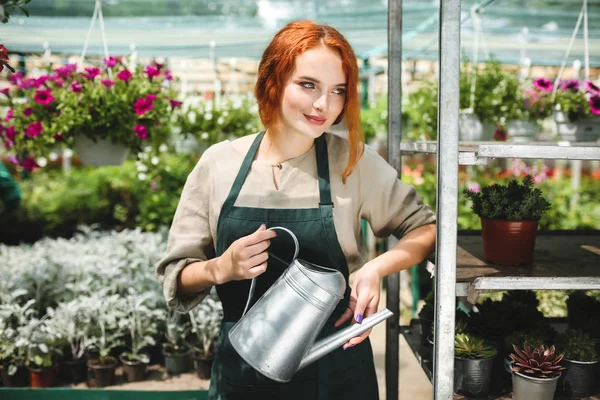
[207,131,379,400]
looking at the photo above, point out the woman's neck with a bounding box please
[257,127,316,165]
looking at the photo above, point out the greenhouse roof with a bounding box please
[1,0,599,67]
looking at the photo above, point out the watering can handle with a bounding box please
[241,227,300,317]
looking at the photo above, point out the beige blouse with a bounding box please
[156,132,436,313]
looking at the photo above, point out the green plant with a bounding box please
[187,294,223,359]
[455,333,497,359]
[555,329,598,362]
[510,343,565,378]
[162,309,190,355]
[553,79,600,122]
[463,175,551,221]
[404,80,438,140]
[504,330,546,356]
[566,291,600,336]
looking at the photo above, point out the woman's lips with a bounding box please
[304,114,326,125]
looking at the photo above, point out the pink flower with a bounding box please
[117,69,133,82]
[493,125,507,141]
[55,64,77,79]
[104,56,118,68]
[152,61,164,70]
[18,78,39,90]
[467,182,481,193]
[170,99,182,108]
[144,65,160,79]
[71,80,82,93]
[101,79,115,88]
[589,95,600,116]
[164,69,173,81]
[8,72,24,86]
[83,67,101,80]
[145,94,157,101]
[5,126,15,141]
[5,108,13,121]
[533,77,553,92]
[134,124,148,139]
[7,155,18,164]
[559,79,580,92]
[585,80,600,95]
[0,88,9,97]
[25,121,43,138]
[36,76,50,87]
[34,89,55,105]
[23,107,33,117]
[23,157,39,172]
[133,97,154,116]
[53,133,65,142]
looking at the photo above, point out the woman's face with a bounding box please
[278,45,347,140]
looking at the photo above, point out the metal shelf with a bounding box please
[400,141,600,165]
[428,234,600,302]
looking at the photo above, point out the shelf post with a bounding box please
[433,0,461,398]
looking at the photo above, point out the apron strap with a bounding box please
[317,356,329,400]
[315,134,333,206]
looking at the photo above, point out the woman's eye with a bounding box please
[300,82,315,89]
[333,88,346,96]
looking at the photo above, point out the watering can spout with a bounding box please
[298,309,394,371]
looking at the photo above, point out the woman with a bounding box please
[156,20,436,400]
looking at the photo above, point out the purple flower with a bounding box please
[5,126,14,141]
[53,133,65,142]
[559,79,580,92]
[589,95,600,116]
[144,65,160,79]
[104,56,119,68]
[34,89,55,105]
[170,99,182,108]
[585,80,600,95]
[83,67,101,80]
[101,79,115,88]
[134,124,148,139]
[55,64,77,79]
[36,76,50,87]
[117,69,133,82]
[133,97,154,116]
[8,72,24,86]
[23,107,33,117]
[18,78,40,90]
[5,108,13,122]
[71,80,82,93]
[23,157,39,172]
[164,69,173,81]
[25,121,43,138]
[7,155,18,164]
[533,77,553,92]
[145,94,157,101]
[0,88,9,97]
[493,125,507,141]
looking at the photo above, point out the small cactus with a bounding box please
[510,343,565,379]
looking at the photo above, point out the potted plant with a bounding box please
[454,332,497,398]
[118,289,162,382]
[162,310,192,375]
[555,329,599,397]
[509,343,565,400]
[24,318,62,388]
[553,79,600,142]
[463,175,551,266]
[187,294,223,379]
[0,298,36,387]
[0,56,181,169]
[417,291,434,345]
[503,330,547,374]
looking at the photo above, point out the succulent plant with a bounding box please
[504,331,546,356]
[555,329,598,362]
[455,333,497,359]
[510,343,565,379]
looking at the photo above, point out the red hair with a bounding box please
[255,20,364,183]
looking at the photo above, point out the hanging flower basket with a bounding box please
[74,135,129,166]
[459,112,495,141]
[553,110,600,142]
[505,119,537,142]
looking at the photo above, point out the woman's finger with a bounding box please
[334,307,353,328]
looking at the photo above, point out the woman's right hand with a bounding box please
[215,224,277,283]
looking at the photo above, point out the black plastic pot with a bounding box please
[559,358,599,398]
[0,364,29,387]
[119,354,148,382]
[193,352,213,380]
[163,348,192,375]
[61,358,87,384]
[454,355,496,398]
[419,317,433,345]
[87,357,117,388]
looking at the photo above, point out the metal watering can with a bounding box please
[228,226,394,383]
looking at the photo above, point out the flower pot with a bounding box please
[419,317,433,345]
[28,366,57,388]
[74,135,129,166]
[459,113,495,141]
[506,119,537,142]
[163,348,192,375]
[558,358,599,398]
[481,218,539,266]
[512,371,560,400]
[454,355,496,398]
[87,357,118,388]
[119,354,148,383]
[193,353,213,380]
[0,364,29,387]
[553,111,600,142]
[61,358,87,384]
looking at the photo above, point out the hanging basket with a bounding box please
[459,113,495,141]
[505,120,537,142]
[74,135,129,166]
[553,111,600,142]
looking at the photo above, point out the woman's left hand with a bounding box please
[333,262,382,350]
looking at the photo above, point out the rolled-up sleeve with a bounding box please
[155,155,215,313]
[359,147,436,239]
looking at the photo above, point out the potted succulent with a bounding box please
[162,310,192,375]
[552,79,600,142]
[555,329,599,398]
[503,330,547,375]
[118,289,163,382]
[0,56,180,169]
[463,175,551,266]
[454,332,497,398]
[187,294,223,379]
[510,343,565,400]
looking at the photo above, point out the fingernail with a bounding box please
[356,314,363,323]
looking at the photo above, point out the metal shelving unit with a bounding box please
[384,1,600,399]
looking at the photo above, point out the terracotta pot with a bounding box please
[28,366,57,388]
[481,219,538,266]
